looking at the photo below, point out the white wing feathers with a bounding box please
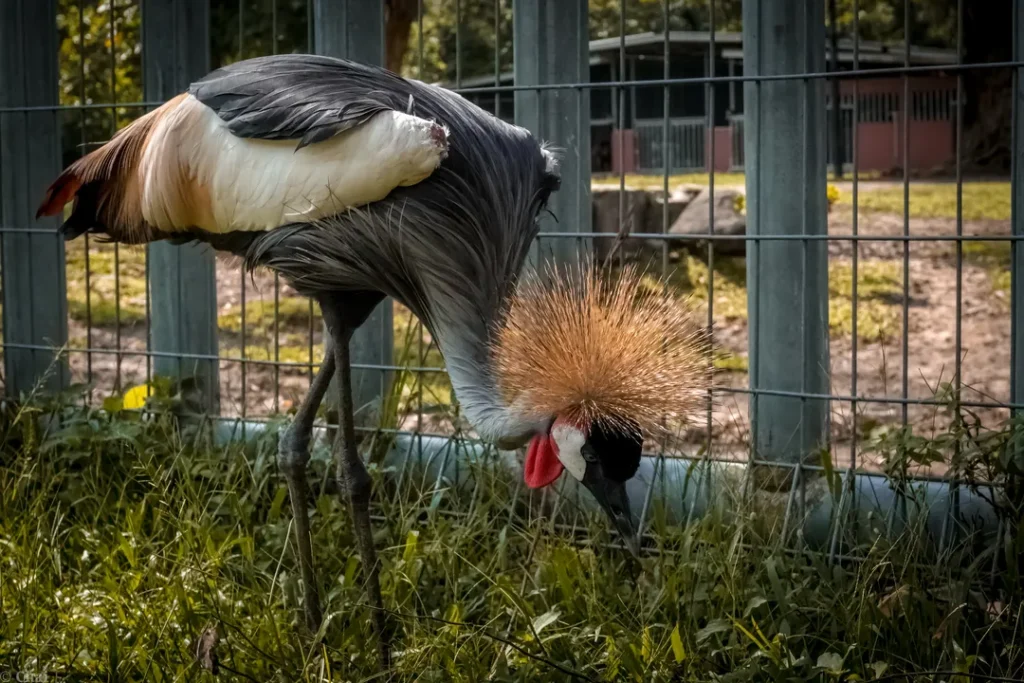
[138,94,450,234]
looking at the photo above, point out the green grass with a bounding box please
[631,253,748,322]
[218,300,455,413]
[59,241,455,415]
[594,171,883,191]
[828,261,904,343]
[634,253,903,344]
[1,395,1020,681]
[217,296,320,335]
[61,246,454,411]
[65,241,147,326]
[712,350,748,373]
[225,337,324,365]
[963,240,1012,294]
[391,304,453,411]
[837,182,1011,221]
[593,172,748,189]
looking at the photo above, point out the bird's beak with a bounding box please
[581,463,641,560]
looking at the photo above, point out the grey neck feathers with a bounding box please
[431,311,549,450]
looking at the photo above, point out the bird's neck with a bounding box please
[432,316,549,450]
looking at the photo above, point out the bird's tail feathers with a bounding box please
[35,95,183,245]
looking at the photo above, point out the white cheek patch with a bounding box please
[551,424,587,482]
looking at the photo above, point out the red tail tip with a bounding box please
[36,176,81,219]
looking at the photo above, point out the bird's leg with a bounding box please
[278,337,336,633]
[332,326,391,670]
[317,291,391,667]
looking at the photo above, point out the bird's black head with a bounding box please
[524,416,643,557]
[534,145,562,215]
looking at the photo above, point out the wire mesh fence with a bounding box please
[1,0,1020,562]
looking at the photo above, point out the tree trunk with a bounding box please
[385,0,418,74]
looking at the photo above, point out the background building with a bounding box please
[460,31,959,175]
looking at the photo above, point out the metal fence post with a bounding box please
[141,0,219,413]
[312,0,393,427]
[827,0,843,179]
[743,0,830,465]
[513,0,592,269]
[1012,0,1024,420]
[0,0,69,396]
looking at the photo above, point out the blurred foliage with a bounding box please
[209,0,311,68]
[56,0,142,169]
[587,0,742,39]
[401,0,513,84]
[828,0,957,48]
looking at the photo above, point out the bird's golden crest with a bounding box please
[492,262,712,440]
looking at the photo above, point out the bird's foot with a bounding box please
[278,426,323,634]
[336,445,392,669]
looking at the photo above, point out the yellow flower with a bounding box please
[826,184,841,205]
[122,382,153,410]
[733,193,746,215]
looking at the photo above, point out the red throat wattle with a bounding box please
[524,432,562,488]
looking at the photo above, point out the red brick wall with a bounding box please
[854,120,953,173]
[902,119,954,172]
[705,126,733,173]
[611,129,637,174]
[842,75,957,173]
[857,121,897,171]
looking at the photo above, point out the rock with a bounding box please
[669,187,746,256]
[588,184,727,262]
[590,187,653,261]
[673,183,705,203]
[643,183,703,235]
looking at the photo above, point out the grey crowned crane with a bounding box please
[37,54,710,669]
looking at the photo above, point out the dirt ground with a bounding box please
[58,264,328,419]
[7,196,1013,473]
[704,205,1012,469]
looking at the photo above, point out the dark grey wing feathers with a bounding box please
[187,54,414,148]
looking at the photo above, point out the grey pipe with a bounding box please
[214,420,1002,552]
